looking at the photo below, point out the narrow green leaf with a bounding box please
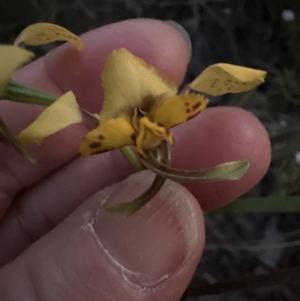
[0,116,36,163]
[210,196,300,213]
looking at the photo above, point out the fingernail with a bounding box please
[90,170,199,288]
[165,20,192,60]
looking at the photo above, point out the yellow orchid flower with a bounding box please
[0,23,82,96]
[0,22,85,164]
[0,23,83,148]
[7,23,266,161]
[19,47,267,159]
[2,22,268,215]
[79,48,209,157]
[79,48,266,157]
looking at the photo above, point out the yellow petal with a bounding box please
[14,23,83,51]
[100,48,177,121]
[19,91,81,144]
[190,63,267,96]
[79,118,135,155]
[0,45,34,93]
[151,93,209,129]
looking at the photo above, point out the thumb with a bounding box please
[0,171,204,301]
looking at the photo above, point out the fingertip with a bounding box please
[44,19,191,111]
[172,107,271,209]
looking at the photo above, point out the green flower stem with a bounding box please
[210,196,300,214]
[120,146,143,172]
[0,116,36,163]
[3,79,57,105]
[2,80,142,171]
[105,144,170,214]
[142,146,249,182]
[105,175,165,215]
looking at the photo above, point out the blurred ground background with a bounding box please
[1,0,300,300]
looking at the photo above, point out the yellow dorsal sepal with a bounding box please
[14,23,83,51]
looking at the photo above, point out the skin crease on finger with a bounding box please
[0,19,271,267]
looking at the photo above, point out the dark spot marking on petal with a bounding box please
[98,135,104,140]
[184,102,189,107]
[187,110,202,121]
[186,108,192,113]
[192,102,201,111]
[227,79,232,83]
[89,142,101,149]
[131,133,136,142]
[242,82,247,86]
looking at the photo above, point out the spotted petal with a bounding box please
[0,45,34,93]
[100,48,177,121]
[150,93,209,129]
[19,91,82,144]
[14,23,83,51]
[190,63,267,96]
[80,118,135,155]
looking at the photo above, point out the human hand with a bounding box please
[0,19,271,301]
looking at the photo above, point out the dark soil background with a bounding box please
[1,0,300,300]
